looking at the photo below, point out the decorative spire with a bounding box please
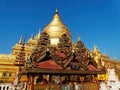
[78,34,80,42]
[93,44,100,54]
[53,9,60,19]
[56,8,58,13]
[37,30,41,39]
[14,39,25,66]
[34,29,41,40]
[30,34,34,39]
[18,36,23,45]
[94,44,97,51]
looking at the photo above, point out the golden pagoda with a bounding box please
[91,45,120,80]
[18,10,106,90]
[43,9,72,47]
[0,9,120,87]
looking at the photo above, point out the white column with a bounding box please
[1,85,4,90]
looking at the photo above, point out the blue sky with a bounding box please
[0,0,120,60]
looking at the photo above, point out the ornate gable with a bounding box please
[73,40,98,70]
[24,32,101,72]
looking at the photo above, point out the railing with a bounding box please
[83,82,99,90]
[0,82,99,90]
[34,84,81,90]
[34,84,61,90]
[0,83,12,90]
[0,82,27,90]
[33,82,99,90]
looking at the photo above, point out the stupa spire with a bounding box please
[56,8,58,13]
[43,9,72,47]
[18,36,23,45]
[78,34,80,42]
[94,44,97,51]
[53,8,60,20]
[30,34,34,39]
[37,30,41,39]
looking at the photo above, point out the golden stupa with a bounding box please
[0,9,120,84]
[43,9,72,47]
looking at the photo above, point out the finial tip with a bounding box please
[55,8,58,13]
[78,34,80,41]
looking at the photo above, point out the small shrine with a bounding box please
[15,9,106,90]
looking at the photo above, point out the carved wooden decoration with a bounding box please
[15,43,25,66]
[25,32,50,69]
[24,33,100,72]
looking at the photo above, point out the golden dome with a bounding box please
[43,9,72,47]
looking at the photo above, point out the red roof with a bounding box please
[88,64,100,71]
[55,51,66,58]
[36,60,62,69]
